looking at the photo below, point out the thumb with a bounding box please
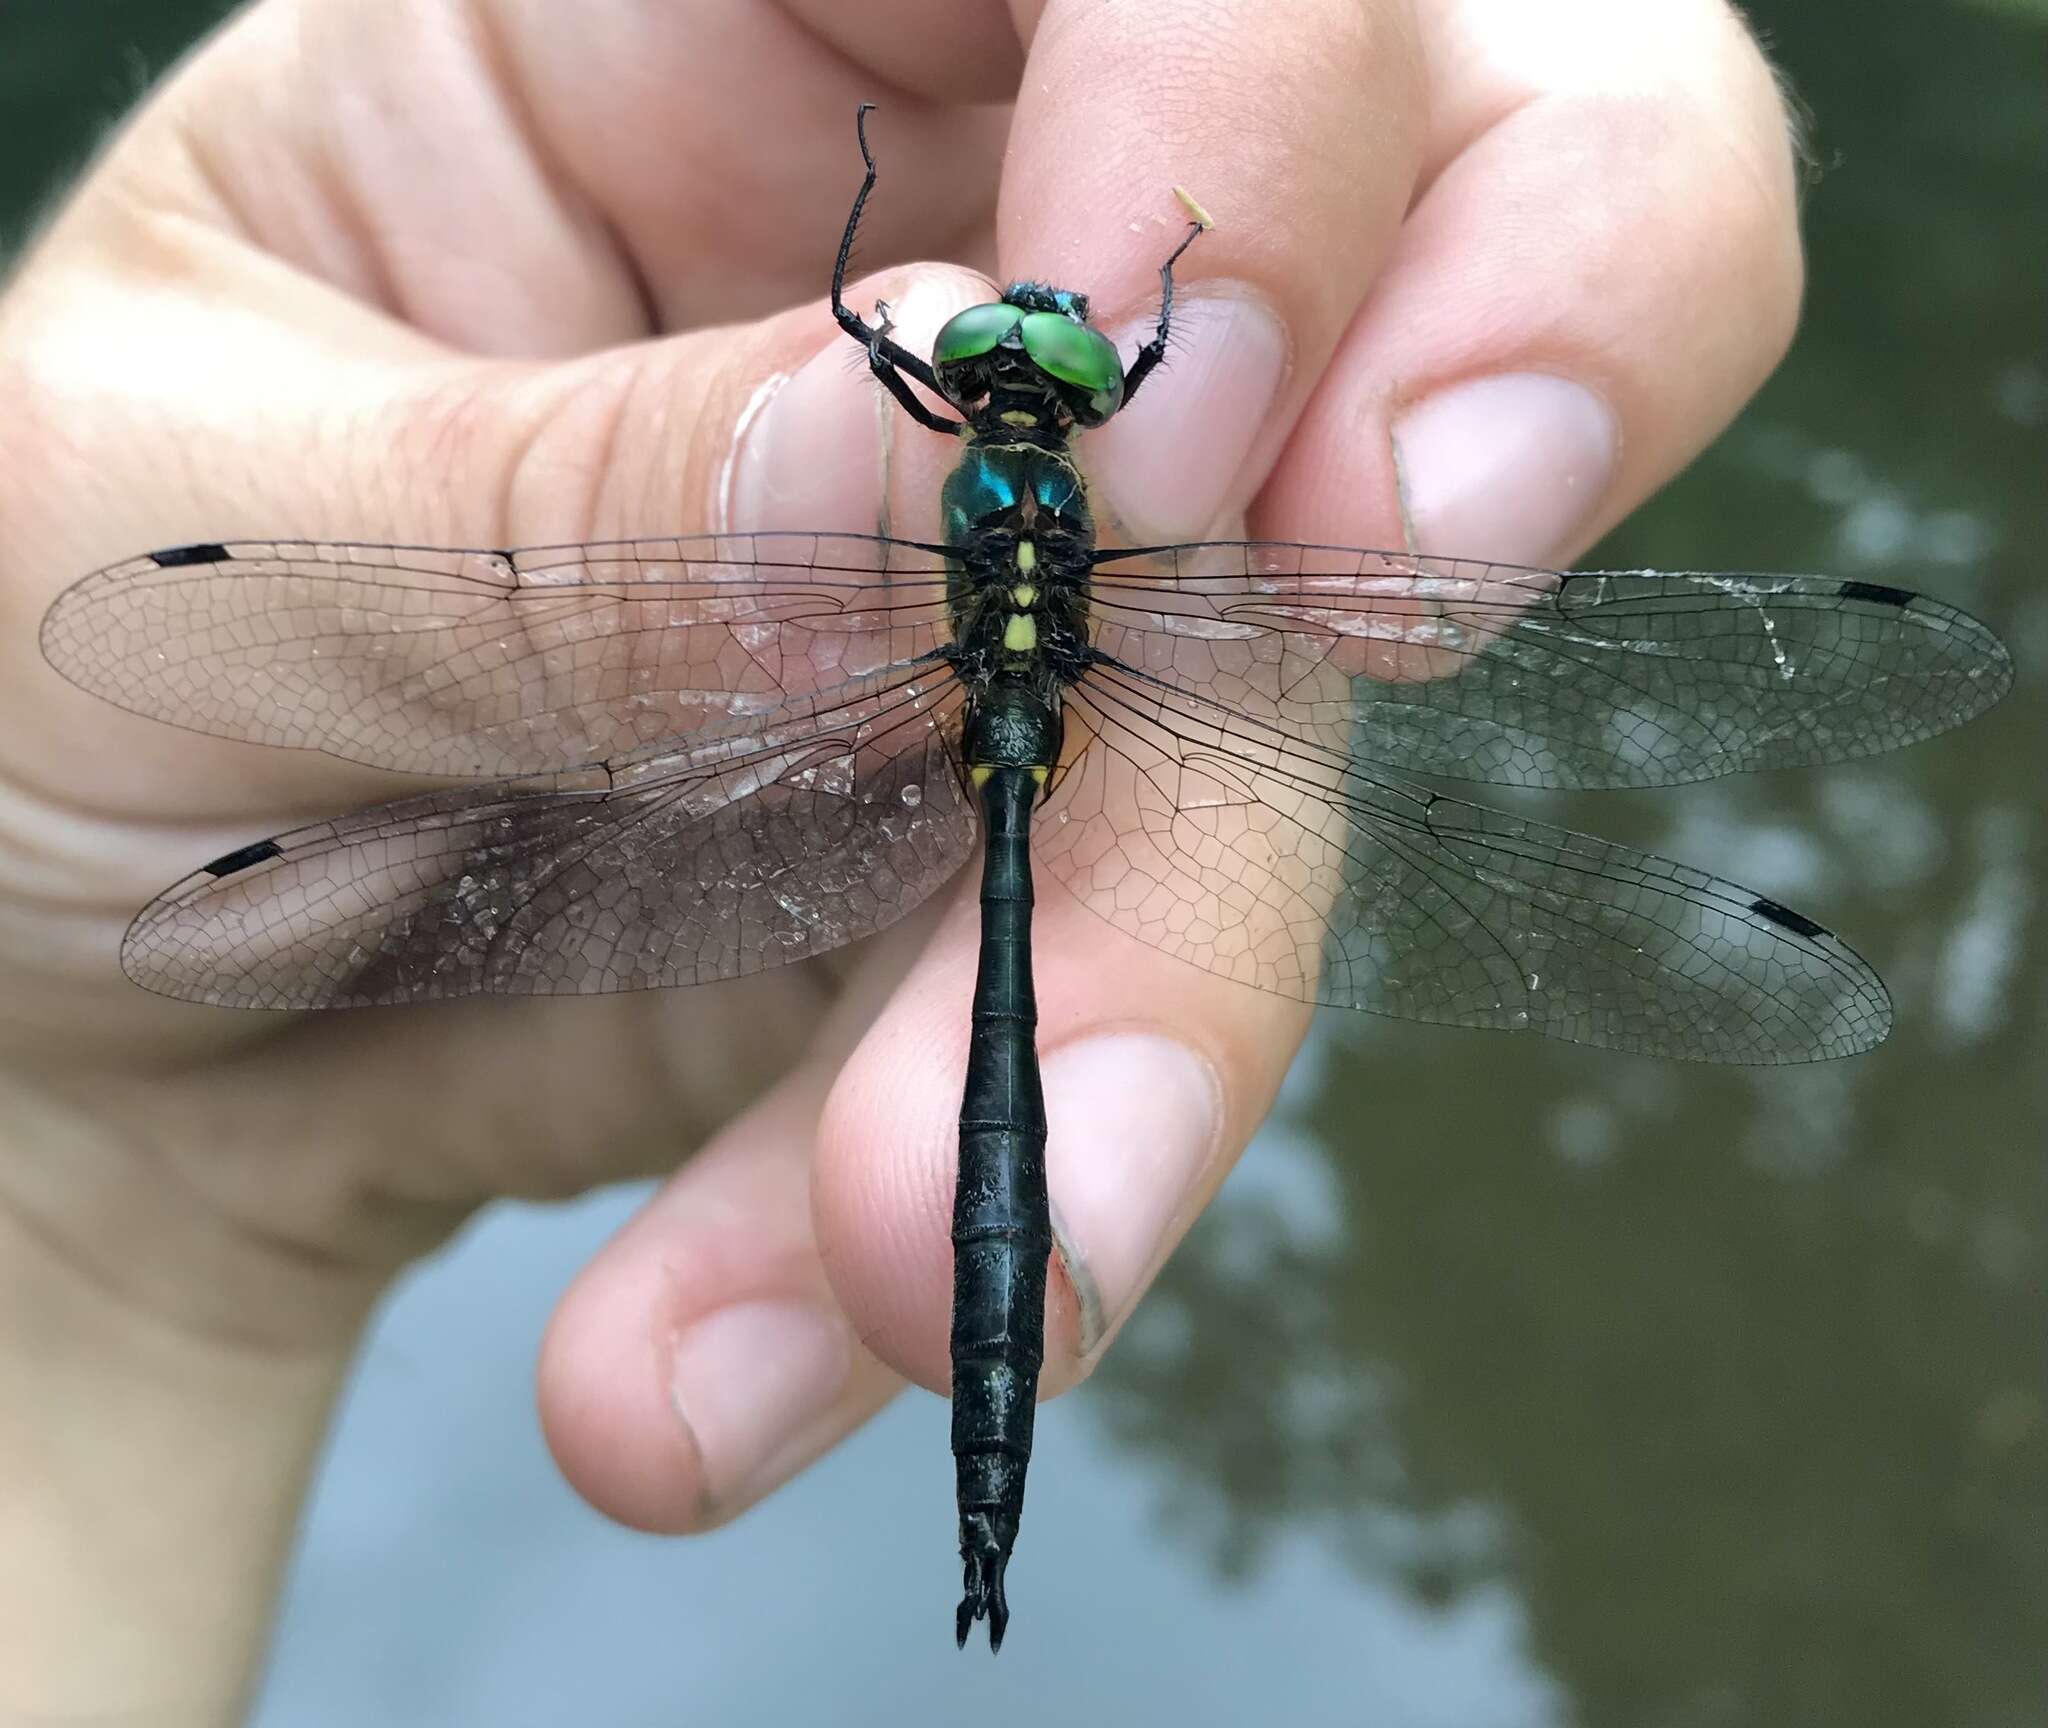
[3,220,987,821]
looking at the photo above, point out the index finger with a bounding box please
[996,0,1431,546]
[812,0,1433,1391]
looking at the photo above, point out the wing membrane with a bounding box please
[123,673,972,1007]
[1045,660,1889,1062]
[55,529,2002,1055]
[42,534,956,777]
[1091,543,2012,788]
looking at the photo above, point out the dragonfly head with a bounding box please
[931,283,1125,430]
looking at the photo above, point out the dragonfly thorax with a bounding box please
[941,441,1091,559]
[942,438,1096,713]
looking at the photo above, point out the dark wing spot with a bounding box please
[149,542,232,568]
[201,838,285,878]
[1750,895,1830,941]
[1837,580,1913,608]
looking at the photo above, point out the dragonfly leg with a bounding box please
[1118,215,1209,407]
[833,104,965,435]
[861,335,965,436]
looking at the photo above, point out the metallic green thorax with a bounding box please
[940,419,1098,782]
[941,441,1092,772]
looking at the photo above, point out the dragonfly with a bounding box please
[39,106,2012,1651]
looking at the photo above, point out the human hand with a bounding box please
[0,0,1803,1713]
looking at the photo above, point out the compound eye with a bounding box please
[932,302,1026,366]
[1018,312,1124,420]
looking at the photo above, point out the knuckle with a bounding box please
[1620,1,1811,357]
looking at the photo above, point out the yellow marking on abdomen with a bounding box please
[1016,540,1037,573]
[1011,583,1038,607]
[969,762,1051,787]
[1003,613,1038,652]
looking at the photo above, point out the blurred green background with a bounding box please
[5,4,2041,1726]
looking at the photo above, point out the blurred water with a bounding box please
[8,2,2043,1725]
[247,1157,1563,1728]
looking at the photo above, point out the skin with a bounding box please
[0,0,1804,1716]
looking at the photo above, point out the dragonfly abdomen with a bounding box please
[951,749,1052,1653]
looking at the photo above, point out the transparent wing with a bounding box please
[1042,660,1890,1063]
[122,674,972,1007]
[42,534,956,777]
[1090,543,2012,788]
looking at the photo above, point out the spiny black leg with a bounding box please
[832,104,964,435]
[866,357,962,433]
[865,312,965,435]
[830,105,917,368]
[1119,210,1210,408]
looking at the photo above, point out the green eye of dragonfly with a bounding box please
[932,302,1025,365]
[1019,311,1123,410]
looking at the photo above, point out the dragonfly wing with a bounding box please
[1090,543,2012,788]
[1046,662,1890,1063]
[42,534,954,777]
[124,675,972,1007]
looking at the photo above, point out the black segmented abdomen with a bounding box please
[949,763,1051,1651]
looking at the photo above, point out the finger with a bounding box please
[996,0,1432,544]
[107,0,1015,345]
[788,0,1440,1394]
[2,23,1009,1079]
[4,188,992,1085]
[537,1065,901,1533]
[2,246,981,826]
[535,907,942,1532]
[1258,0,1806,569]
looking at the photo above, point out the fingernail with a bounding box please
[670,1299,851,1510]
[1042,1034,1222,1353]
[724,339,887,535]
[1088,291,1288,543]
[1391,373,1618,565]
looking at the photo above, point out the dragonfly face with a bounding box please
[36,103,2014,1653]
[931,287,1127,428]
